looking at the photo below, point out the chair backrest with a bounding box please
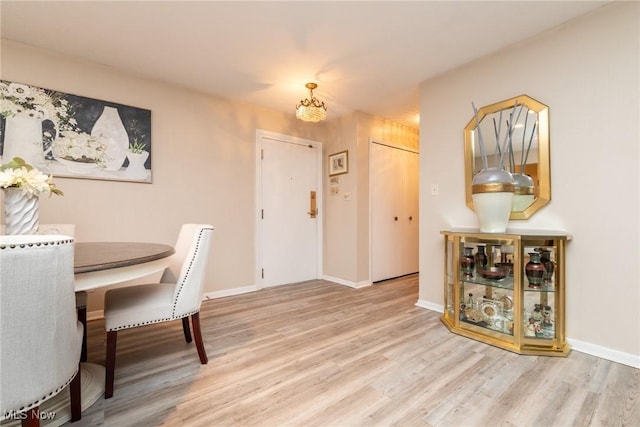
[0,234,81,416]
[160,224,214,318]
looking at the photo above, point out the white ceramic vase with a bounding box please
[512,173,535,212]
[2,115,45,166]
[91,106,129,171]
[125,150,149,179]
[471,168,514,233]
[2,188,39,235]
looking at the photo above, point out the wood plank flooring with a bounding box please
[70,275,639,426]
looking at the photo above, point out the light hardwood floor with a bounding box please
[71,275,638,427]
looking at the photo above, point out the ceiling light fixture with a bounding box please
[296,82,327,122]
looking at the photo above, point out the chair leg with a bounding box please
[105,330,118,399]
[182,316,192,343]
[70,365,82,422]
[191,312,208,364]
[22,407,39,427]
[77,306,88,362]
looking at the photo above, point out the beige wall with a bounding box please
[322,114,359,283]
[1,40,328,308]
[418,2,639,362]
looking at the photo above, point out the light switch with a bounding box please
[431,184,439,196]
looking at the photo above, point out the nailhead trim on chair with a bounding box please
[108,311,200,332]
[4,368,78,416]
[171,227,213,318]
[0,238,74,250]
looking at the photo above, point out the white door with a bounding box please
[400,148,419,275]
[370,141,419,282]
[256,130,322,288]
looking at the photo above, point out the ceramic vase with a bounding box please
[91,106,129,171]
[525,252,545,288]
[460,247,475,278]
[512,173,535,212]
[2,188,39,235]
[471,168,514,233]
[539,249,555,283]
[125,150,149,179]
[2,116,45,166]
[474,245,488,271]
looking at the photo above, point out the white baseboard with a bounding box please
[568,338,640,369]
[415,299,444,313]
[323,275,372,289]
[413,300,640,368]
[203,284,259,300]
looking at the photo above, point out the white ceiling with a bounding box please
[1,1,610,128]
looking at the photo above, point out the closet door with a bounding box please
[371,142,419,282]
[399,148,419,276]
[371,143,400,282]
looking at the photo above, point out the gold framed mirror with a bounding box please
[464,94,550,220]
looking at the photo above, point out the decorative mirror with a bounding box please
[464,94,550,220]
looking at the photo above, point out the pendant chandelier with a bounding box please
[295,82,327,122]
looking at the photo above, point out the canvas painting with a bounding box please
[0,80,152,183]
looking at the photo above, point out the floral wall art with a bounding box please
[0,80,152,182]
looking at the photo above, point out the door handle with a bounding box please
[308,191,317,218]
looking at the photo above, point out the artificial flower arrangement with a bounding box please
[0,157,63,197]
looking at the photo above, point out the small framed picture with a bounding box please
[328,150,348,176]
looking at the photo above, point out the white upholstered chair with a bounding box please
[38,223,88,363]
[0,234,83,425]
[103,224,214,398]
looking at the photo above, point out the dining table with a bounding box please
[4,241,175,427]
[74,241,175,291]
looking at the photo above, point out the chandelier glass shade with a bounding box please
[296,82,327,122]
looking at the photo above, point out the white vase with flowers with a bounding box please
[0,157,63,235]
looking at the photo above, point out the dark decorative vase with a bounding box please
[539,249,555,283]
[525,252,545,288]
[461,247,475,278]
[475,245,488,270]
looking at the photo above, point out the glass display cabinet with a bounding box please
[441,229,571,356]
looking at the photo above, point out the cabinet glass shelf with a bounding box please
[460,274,514,290]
